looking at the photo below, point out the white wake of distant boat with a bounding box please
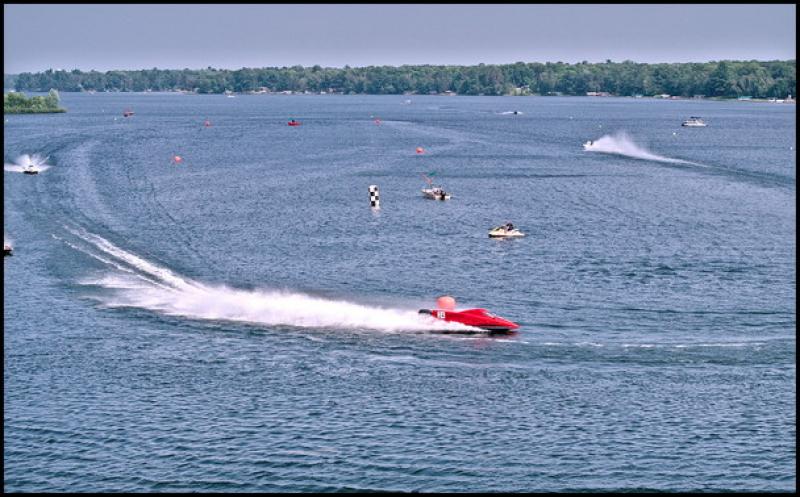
[583,132,701,165]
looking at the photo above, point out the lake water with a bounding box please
[4,94,796,492]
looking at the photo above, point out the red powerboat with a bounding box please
[419,296,520,333]
[287,119,301,126]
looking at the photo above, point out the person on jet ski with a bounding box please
[505,222,515,231]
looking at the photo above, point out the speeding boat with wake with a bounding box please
[22,165,39,175]
[419,296,519,333]
[4,244,12,256]
[583,140,594,150]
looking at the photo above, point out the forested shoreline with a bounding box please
[4,60,795,98]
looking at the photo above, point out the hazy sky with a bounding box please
[4,4,796,73]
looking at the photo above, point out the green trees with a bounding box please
[4,89,66,113]
[5,60,795,98]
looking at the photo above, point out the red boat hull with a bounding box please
[419,308,520,333]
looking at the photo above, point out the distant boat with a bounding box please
[422,186,451,200]
[22,165,39,175]
[489,224,525,238]
[421,173,450,200]
[681,116,707,127]
[288,119,301,126]
[4,244,12,256]
[123,109,134,117]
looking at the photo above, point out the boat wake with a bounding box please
[60,227,478,333]
[583,132,700,165]
[4,153,52,173]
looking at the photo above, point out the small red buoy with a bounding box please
[172,155,183,164]
[374,118,381,125]
[204,119,211,127]
[416,147,424,154]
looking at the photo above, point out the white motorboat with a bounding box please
[23,165,39,175]
[681,116,707,127]
[422,186,451,200]
[488,224,525,238]
[421,173,450,200]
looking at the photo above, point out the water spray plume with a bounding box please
[4,153,52,173]
[63,228,478,333]
[583,131,698,165]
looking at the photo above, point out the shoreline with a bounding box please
[8,90,795,103]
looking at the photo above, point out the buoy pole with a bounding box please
[369,185,380,209]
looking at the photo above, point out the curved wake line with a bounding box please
[61,227,479,333]
[4,153,52,173]
[584,132,703,166]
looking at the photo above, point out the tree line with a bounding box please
[4,60,795,98]
[4,89,65,113]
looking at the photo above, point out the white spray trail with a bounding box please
[64,228,478,333]
[4,153,52,173]
[583,132,699,165]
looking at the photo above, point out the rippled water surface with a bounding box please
[4,94,796,492]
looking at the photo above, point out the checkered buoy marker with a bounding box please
[369,185,380,208]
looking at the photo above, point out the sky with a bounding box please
[3,4,796,74]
